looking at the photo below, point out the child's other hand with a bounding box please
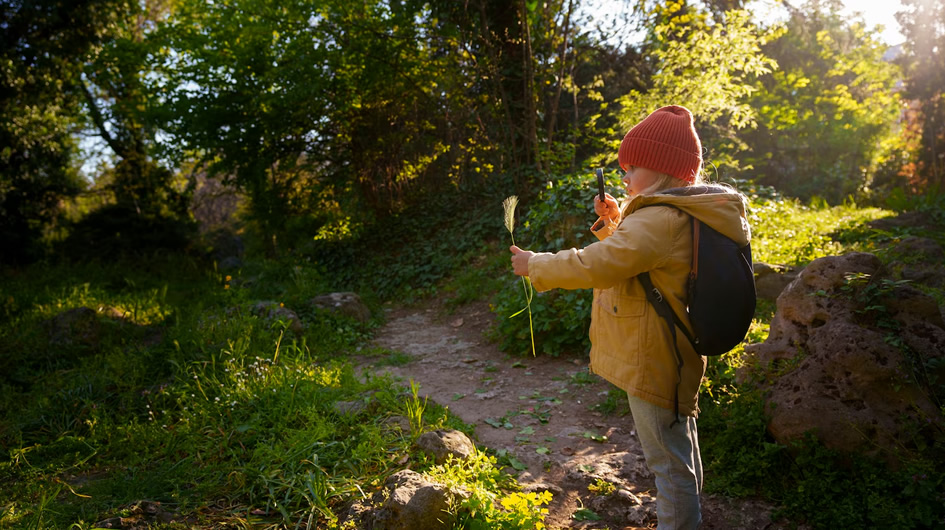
[594,193,620,220]
[509,246,534,276]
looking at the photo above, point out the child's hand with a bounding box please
[509,246,534,276]
[594,193,620,220]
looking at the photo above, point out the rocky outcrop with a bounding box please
[310,292,371,323]
[343,470,467,529]
[342,430,478,528]
[741,252,945,465]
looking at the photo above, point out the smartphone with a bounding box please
[595,168,605,202]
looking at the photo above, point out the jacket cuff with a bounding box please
[590,216,619,241]
[527,253,552,292]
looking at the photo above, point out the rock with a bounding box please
[44,307,102,347]
[219,256,243,271]
[415,429,477,464]
[310,292,371,323]
[742,253,945,466]
[888,236,945,288]
[333,400,366,417]
[382,415,412,434]
[521,481,564,497]
[251,301,303,334]
[343,470,465,529]
[93,500,179,528]
[753,262,802,301]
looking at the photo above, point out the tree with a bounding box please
[896,0,945,190]
[80,0,186,219]
[0,0,128,263]
[603,3,780,175]
[742,0,903,202]
[155,0,338,255]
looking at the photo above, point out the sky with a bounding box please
[838,0,905,44]
[583,0,907,47]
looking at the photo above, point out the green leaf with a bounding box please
[583,431,607,442]
[508,307,527,319]
[508,456,527,471]
[573,508,601,521]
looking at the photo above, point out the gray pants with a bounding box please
[628,394,703,529]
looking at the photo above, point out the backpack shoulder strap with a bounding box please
[636,203,697,345]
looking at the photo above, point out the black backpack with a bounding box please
[637,187,756,424]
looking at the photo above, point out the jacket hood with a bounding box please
[624,185,751,246]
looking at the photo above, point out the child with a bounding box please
[509,105,751,529]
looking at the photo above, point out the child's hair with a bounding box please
[637,170,704,196]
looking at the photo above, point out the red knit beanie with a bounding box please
[617,105,702,183]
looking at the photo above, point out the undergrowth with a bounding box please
[3,175,943,529]
[0,249,545,528]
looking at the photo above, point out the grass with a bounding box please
[0,253,541,528]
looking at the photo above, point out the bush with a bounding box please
[490,172,610,356]
[57,204,196,260]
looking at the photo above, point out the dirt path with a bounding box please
[358,299,786,529]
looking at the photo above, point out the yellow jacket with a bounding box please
[528,187,751,416]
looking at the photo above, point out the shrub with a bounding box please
[57,204,196,260]
[490,172,608,356]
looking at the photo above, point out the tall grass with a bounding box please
[503,196,536,357]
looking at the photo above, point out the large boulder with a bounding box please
[741,253,945,465]
[343,470,466,529]
[309,292,371,323]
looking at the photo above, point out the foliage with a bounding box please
[304,184,510,302]
[56,204,197,260]
[0,0,129,264]
[603,4,781,176]
[884,185,945,228]
[154,0,335,255]
[742,0,904,203]
[747,191,893,266]
[80,0,187,221]
[489,173,608,356]
[425,454,551,529]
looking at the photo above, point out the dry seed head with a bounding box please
[502,195,519,234]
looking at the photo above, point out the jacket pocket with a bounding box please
[594,289,646,367]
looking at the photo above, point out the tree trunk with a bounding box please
[546,0,573,149]
[520,0,541,171]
